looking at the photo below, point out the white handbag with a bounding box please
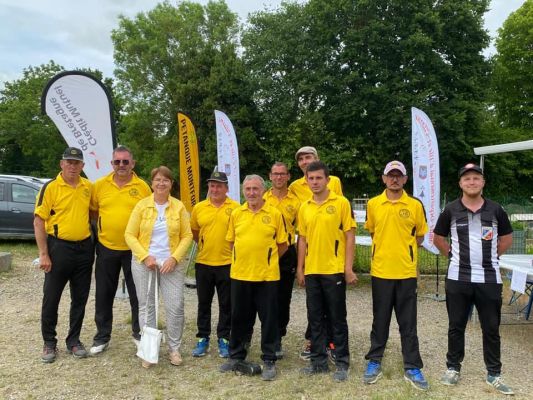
[136,270,163,364]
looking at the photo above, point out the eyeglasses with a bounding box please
[112,159,130,165]
[271,172,288,177]
[386,174,404,180]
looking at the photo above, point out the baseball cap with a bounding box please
[207,171,228,183]
[295,146,318,161]
[62,147,84,161]
[383,160,407,176]
[458,163,483,177]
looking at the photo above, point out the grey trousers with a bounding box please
[131,258,185,352]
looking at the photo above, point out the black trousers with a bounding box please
[93,242,139,344]
[365,277,423,369]
[229,279,278,362]
[42,236,94,348]
[278,245,296,339]
[445,279,503,375]
[305,274,350,369]
[195,263,231,340]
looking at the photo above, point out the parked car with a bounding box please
[0,174,44,239]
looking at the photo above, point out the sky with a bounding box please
[0,0,527,86]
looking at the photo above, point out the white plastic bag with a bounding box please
[136,270,163,364]
[136,325,163,363]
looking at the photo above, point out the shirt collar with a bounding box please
[378,189,409,205]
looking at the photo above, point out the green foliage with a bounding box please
[0,62,65,176]
[112,0,262,187]
[244,0,491,198]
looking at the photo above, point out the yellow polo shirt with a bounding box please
[34,173,92,241]
[90,172,151,250]
[263,189,300,246]
[289,175,343,202]
[365,190,428,279]
[298,191,354,275]
[190,197,240,266]
[226,203,288,281]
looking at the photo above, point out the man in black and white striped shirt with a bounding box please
[433,163,514,395]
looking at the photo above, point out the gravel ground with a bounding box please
[1,249,532,399]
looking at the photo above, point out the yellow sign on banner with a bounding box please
[178,112,200,212]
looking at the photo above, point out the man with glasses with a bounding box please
[362,160,429,390]
[89,145,151,355]
[264,162,300,358]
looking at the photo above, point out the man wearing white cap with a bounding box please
[362,160,429,391]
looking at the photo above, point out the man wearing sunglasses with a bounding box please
[89,145,151,355]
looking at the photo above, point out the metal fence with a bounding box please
[353,199,532,274]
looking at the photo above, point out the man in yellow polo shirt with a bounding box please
[297,161,357,382]
[362,160,429,391]
[34,147,94,363]
[219,175,288,381]
[190,171,239,358]
[89,146,151,355]
[289,146,343,361]
[264,162,300,359]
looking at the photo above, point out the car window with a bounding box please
[0,182,4,201]
[12,184,38,204]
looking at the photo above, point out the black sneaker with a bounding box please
[333,367,349,382]
[41,346,57,363]
[300,363,330,375]
[261,361,277,381]
[67,342,88,358]
[219,358,239,373]
[234,360,263,376]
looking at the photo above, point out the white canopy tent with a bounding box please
[474,139,533,169]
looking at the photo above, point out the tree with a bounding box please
[0,61,65,176]
[492,0,533,130]
[243,0,491,197]
[112,0,261,185]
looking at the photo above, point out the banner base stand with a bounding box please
[425,293,446,302]
[185,277,197,289]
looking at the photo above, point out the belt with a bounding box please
[48,236,92,245]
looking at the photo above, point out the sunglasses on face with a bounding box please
[112,159,130,165]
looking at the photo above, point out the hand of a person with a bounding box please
[144,256,158,270]
[345,269,358,285]
[160,257,177,274]
[39,254,52,273]
[296,269,305,288]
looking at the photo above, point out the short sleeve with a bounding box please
[433,207,451,237]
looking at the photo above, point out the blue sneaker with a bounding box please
[363,360,383,384]
[192,338,209,357]
[218,338,229,358]
[404,368,429,391]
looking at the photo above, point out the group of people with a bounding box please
[34,145,514,395]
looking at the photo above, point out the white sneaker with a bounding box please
[133,338,140,349]
[89,342,109,355]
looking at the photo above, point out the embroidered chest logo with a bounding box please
[326,206,336,214]
[83,188,90,198]
[262,215,272,224]
[225,208,233,216]
[481,226,494,240]
[286,205,295,214]
[399,209,410,219]
[129,188,139,197]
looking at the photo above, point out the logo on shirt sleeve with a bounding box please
[481,226,494,240]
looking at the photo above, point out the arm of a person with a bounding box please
[34,216,51,273]
[433,234,450,256]
[277,242,288,259]
[192,229,200,243]
[416,236,424,246]
[170,207,194,264]
[344,228,357,284]
[296,235,306,287]
[124,204,150,263]
[497,233,513,257]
